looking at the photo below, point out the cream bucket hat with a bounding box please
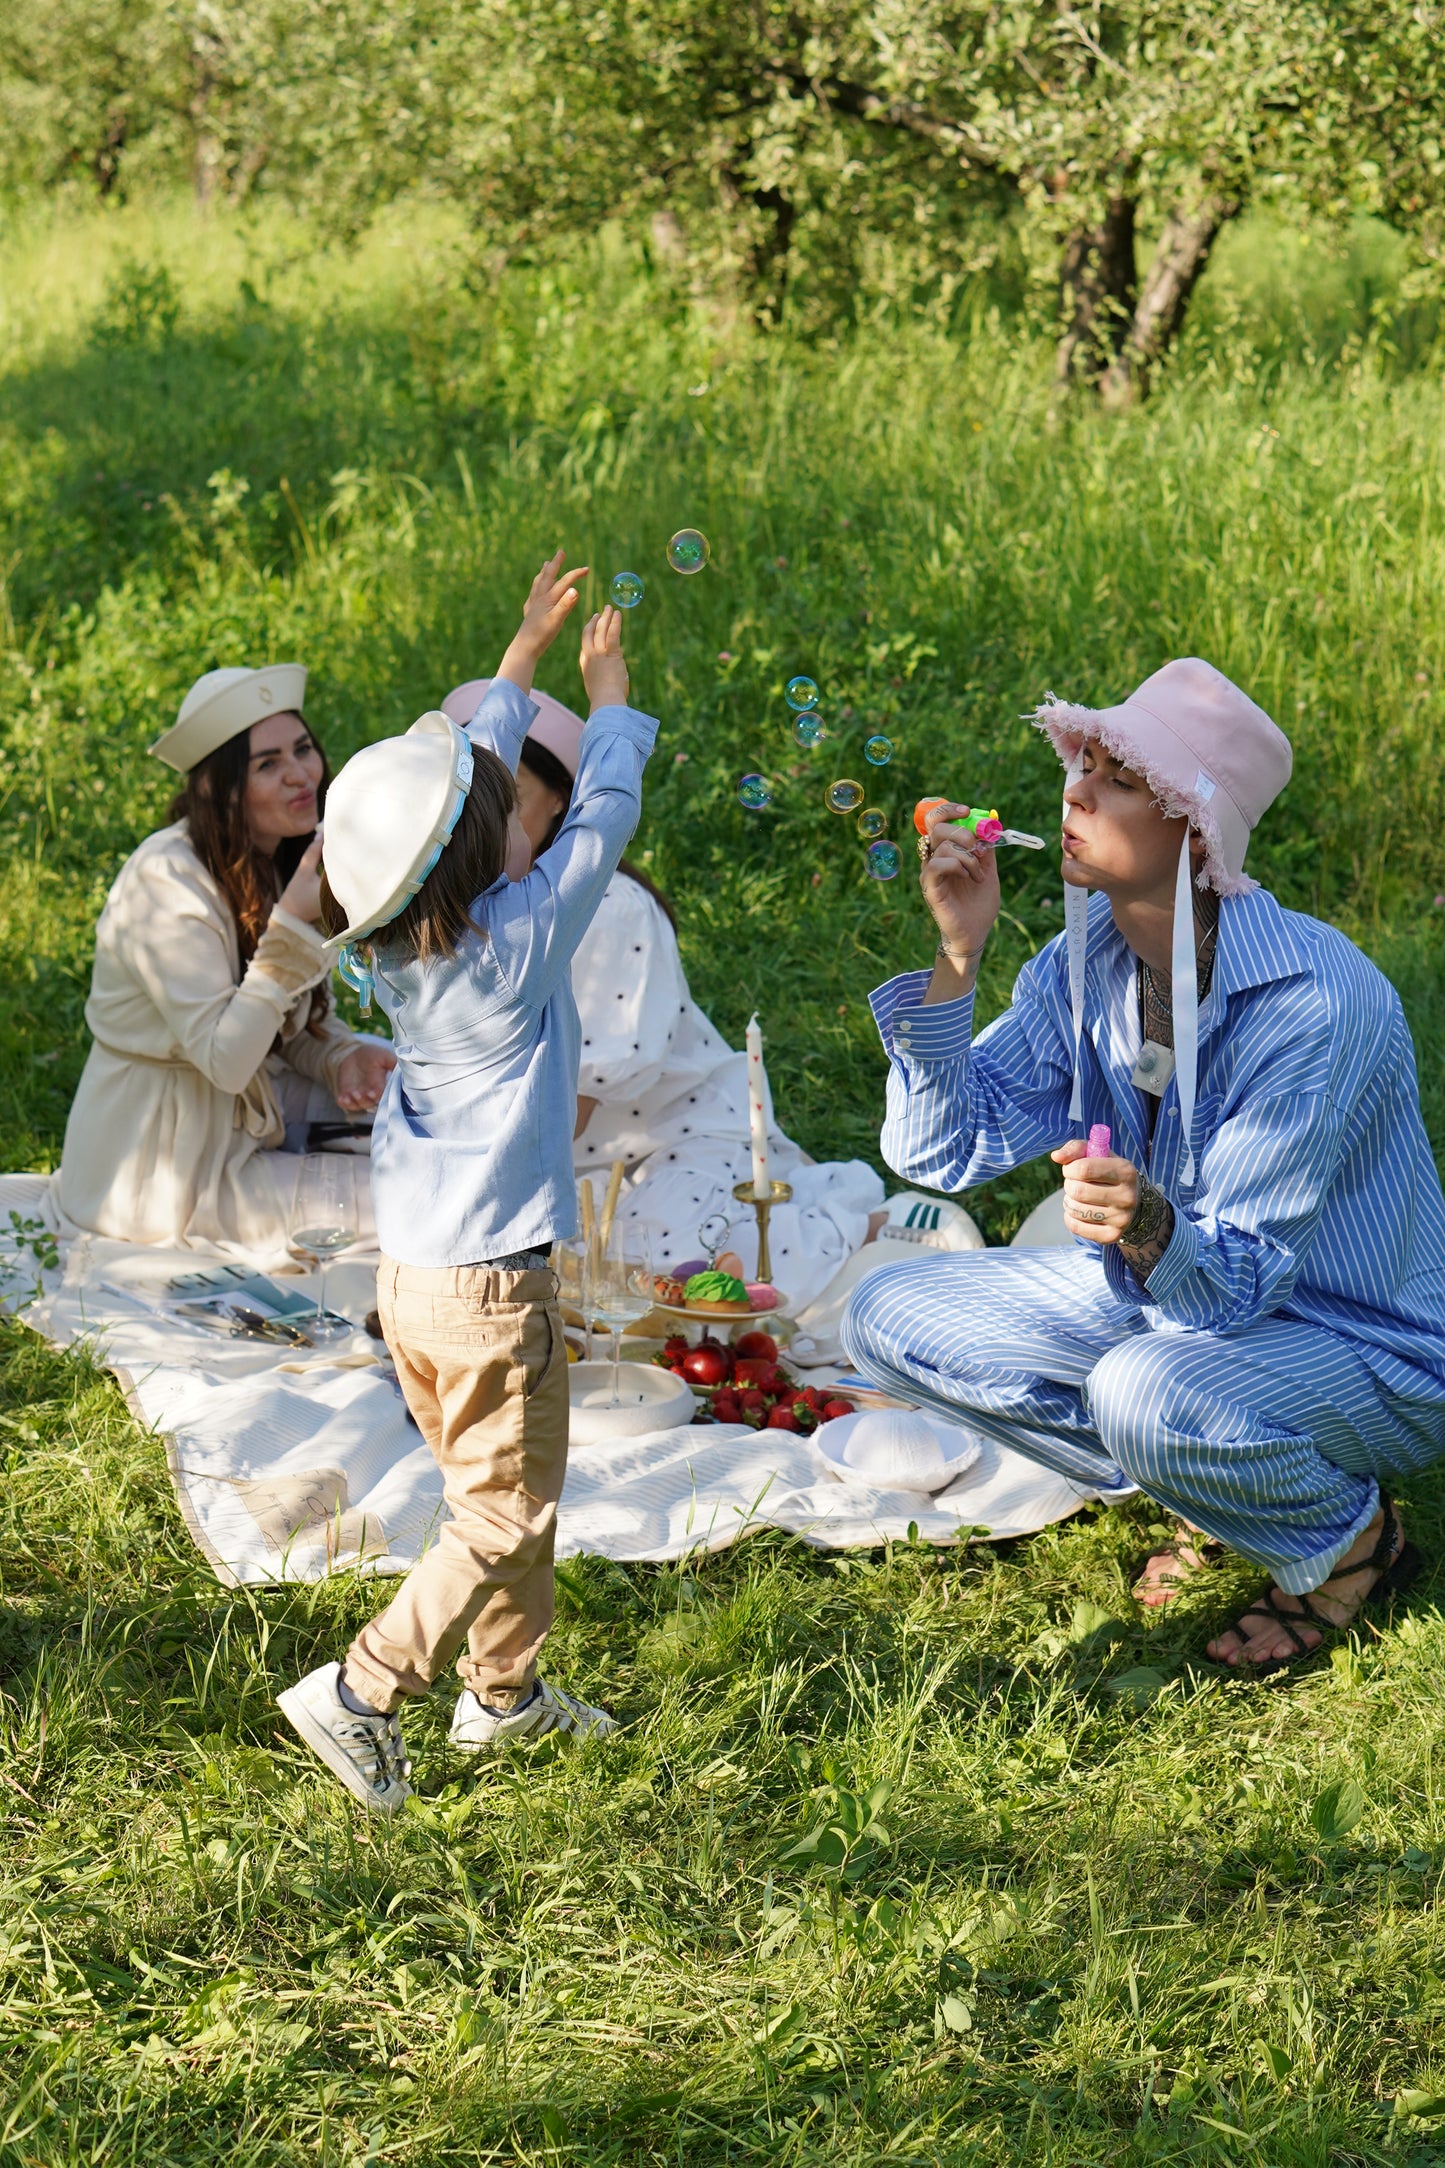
[1031,657,1292,1184]
[321,712,475,947]
[149,664,308,773]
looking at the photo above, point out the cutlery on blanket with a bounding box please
[224,1304,314,1347]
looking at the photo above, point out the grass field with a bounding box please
[2,196,1445,2165]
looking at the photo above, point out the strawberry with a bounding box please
[822,1398,854,1420]
[739,1387,767,1413]
[766,1404,802,1431]
[712,1392,742,1423]
[734,1330,779,1362]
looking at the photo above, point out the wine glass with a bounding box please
[289,1155,357,1342]
[585,1222,653,1408]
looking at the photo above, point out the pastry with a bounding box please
[683,1268,750,1316]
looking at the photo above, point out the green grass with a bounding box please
[2,196,1445,2164]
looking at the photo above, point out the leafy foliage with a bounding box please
[6,3,1445,373]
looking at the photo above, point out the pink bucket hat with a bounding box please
[1031,657,1291,896]
[441,678,584,778]
[1031,658,1291,1187]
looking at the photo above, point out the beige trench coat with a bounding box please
[55,822,374,1257]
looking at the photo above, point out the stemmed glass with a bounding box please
[585,1223,653,1408]
[288,1155,357,1343]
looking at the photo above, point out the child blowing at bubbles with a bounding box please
[277,554,657,1814]
[843,659,1445,1675]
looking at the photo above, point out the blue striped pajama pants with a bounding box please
[842,1247,1444,1592]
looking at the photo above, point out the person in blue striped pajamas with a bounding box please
[842,658,1445,1672]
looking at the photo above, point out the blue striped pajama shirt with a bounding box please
[841,886,1445,1590]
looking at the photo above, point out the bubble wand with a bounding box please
[914,798,1046,850]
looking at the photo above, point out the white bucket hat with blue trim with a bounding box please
[321,711,475,947]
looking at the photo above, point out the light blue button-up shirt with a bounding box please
[366,678,658,1266]
[870,886,1445,1402]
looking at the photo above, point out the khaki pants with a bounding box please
[343,1257,568,1716]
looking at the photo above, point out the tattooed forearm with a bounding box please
[1119,1178,1174,1283]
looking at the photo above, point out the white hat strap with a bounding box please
[1173,828,1198,1187]
[1062,750,1087,1123]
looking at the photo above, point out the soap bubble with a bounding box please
[737,773,772,810]
[667,528,710,575]
[857,808,887,839]
[826,778,864,814]
[864,733,893,765]
[792,714,823,747]
[785,675,820,712]
[866,840,902,880]
[609,570,645,608]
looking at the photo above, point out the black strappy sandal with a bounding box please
[1221,1497,1422,1678]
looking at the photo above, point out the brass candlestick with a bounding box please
[732,1178,793,1286]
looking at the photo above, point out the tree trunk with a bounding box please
[720,164,796,325]
[1054,195,1137,386]
[93,111,128,197]
[650,209,688,262]
[1099,195,1239,407]
[743,184,795,325]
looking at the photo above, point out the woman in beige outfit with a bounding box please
[56,664,394,1258]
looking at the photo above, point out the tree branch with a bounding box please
[772,70,1004,172]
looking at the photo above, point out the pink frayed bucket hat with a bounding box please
[1031,656,1292,896]
[1030,658,1292,1186]
[442,677,584,777]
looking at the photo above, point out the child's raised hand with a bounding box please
[497,548,589,693]
[579,606,629,714]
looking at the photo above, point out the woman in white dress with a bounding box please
[441,679,889,1310]
[56,666,393,1256]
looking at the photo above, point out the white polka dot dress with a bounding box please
[570,875,883,1309]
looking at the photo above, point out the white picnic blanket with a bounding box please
[0,1172,1090,1585]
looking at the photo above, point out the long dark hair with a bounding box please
[520,737,676,927]
[318,746,517,965]
[170,714,331,1030]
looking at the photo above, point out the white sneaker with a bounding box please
[277,1662,412,1816]
[878,1191,986,1251]
[449,1677,617,1751]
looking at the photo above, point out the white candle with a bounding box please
[746,1012,771,1201]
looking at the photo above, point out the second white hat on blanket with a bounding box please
[814,1407,982,1494]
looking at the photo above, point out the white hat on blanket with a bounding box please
[149,663,309,773]
[321,711,474,944]
[1031,658,1291,1185]
[814,1407,982,1494]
